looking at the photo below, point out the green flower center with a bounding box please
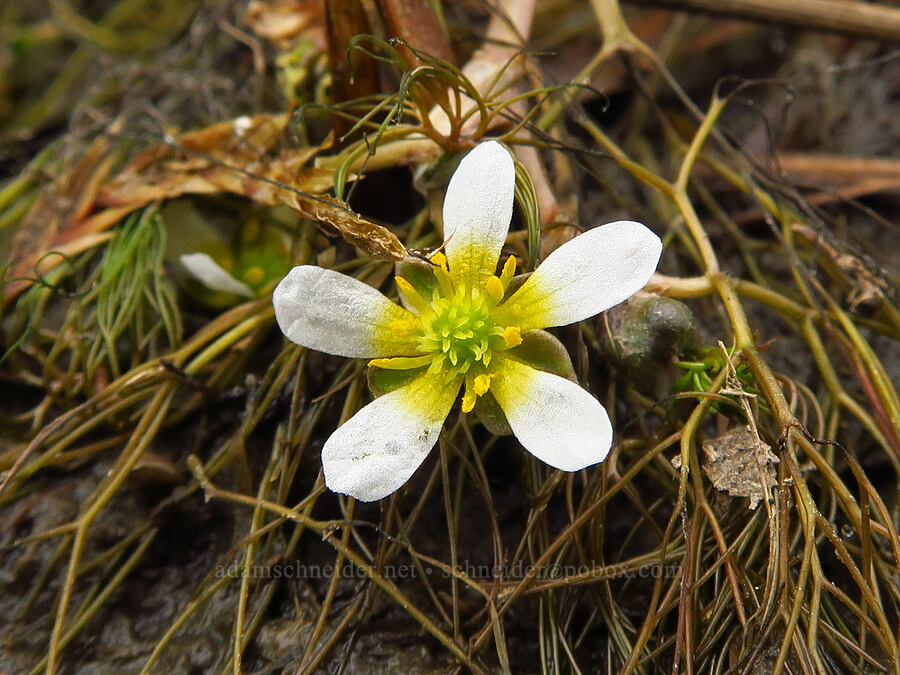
[421,288,495,375]
[373,252,523,413]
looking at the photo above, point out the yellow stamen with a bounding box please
[242,217,262,242]
[499,256,517,290]
[502,326,522,348]
[430,250,449,273]
[485,275,504,303]
[461,389,477,413]
[368,355,432,370]
[389,317,417,336]
[395,276,430,314]
[473,373,492,396]
[430,250,455,297]
[243,265,265,286]
[462,372,492,413]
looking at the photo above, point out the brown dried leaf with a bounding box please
[324,0,380,141]
[778,153,900,189]
[6,113,411,303]
[427,0,535,138]
[244,0,325,49]
[94,114,327,215]
[96,113,410,261]
[700,425,778,510]
[377,0,455,66]
[130,452,183,485]
[291,194,410,261]
[793,223,892,312]
[5,135,122,302]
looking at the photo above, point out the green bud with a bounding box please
[599,292,695,387]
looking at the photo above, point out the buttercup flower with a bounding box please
[273,142,662,501]
[174,207,292,304]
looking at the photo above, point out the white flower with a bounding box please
[273,142,662,501]
[180,252,255,298]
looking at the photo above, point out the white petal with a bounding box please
[322,372,461,501]
[273,265,420,358]
[496,221,662,331]
[491,357,612,471]
[180,253,254,297]
[443,141,515,288]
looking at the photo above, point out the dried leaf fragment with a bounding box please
[700,425,778,509]
[290,193,410,261]
[5,135,121,302]
[793,223,892,312]
[244,0,325,49]
[96,114,410,261]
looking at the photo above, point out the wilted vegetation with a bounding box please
[1,0,899,672]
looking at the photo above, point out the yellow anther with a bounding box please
[395,276,430,314]
[243,265,265,286]
[395,275,417,295]
[485,275,504,303]
[461,389,477,413]
[430,250,450,273]
[368,355,432,370]
[429,251,455,297]
[389,317,417,336]
[502,326,522,348]
[473,373,492,396]
[462,373,492,413]
[500,256,517,289]
[241,217,262,242]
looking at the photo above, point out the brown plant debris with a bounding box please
[700,425,778,509]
